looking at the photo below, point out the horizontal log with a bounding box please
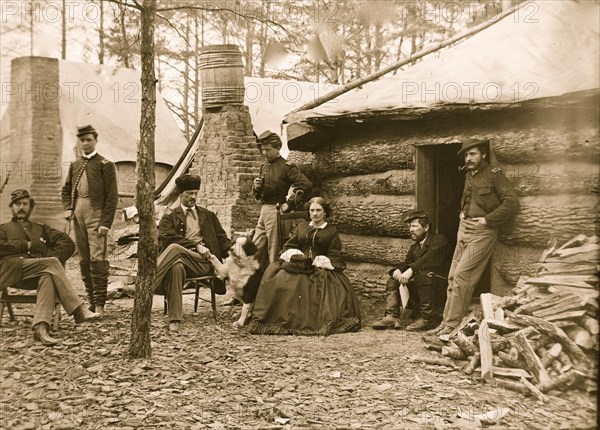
[501,195,599,247]
[340,234,412,266]
[323,170,415,197]
[500,162,598,197]
[330,195,415,238]
[344,261,389,298]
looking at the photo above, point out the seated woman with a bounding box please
[247,197,361,335]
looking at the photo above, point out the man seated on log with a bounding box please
[372,210,449,331]
[154,174,231,333]
[0,190,100,346]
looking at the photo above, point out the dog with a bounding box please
[207,235,264,328]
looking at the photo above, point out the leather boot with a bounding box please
[72,305,101,324]
[80,261,94,311]
[90,261,110,311]
[33,323,60,346]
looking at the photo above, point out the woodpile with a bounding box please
[420,234,599,400]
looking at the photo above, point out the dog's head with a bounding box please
[229,235,258,259]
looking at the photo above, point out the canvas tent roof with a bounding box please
[284,0,599,125]
[57,60,186,169]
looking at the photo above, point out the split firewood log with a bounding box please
[463,353,480,375]
[541,343,562,368]
[563,326,595,349]
[536,370,585,393]
[513,330,552,385]
[580,315,599,335]
[454,332,477,356]
[489,378,529,395]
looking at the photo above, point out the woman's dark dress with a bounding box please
[247,221,361,335]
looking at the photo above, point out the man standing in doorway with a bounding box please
[251,131,312,264]
[62,125,118,316]
[433,138,519,336]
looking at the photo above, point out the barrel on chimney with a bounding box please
[198,44,245,109]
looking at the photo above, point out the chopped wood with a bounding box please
[540,237,559,263]
[538,265,598,276]
[547,285,599,299]
[513,291,573,315]
[520,376,548,402]
[493,367,532,380]
[513,330,551,385]
[494,307,505,320]
[536,275,598,285]
[454,332,477,356]
[554,234,588,252]
[508,314,589,369]
[409,355,457,368]
[580,315,600,335]
[553,320,578,329]
[441,345,468,361]
[558,351,573,368]
[543,310,588,321]
[486,319,521,334]
[462,321,480,336]
[463,353,480,375]
[537,370,585,393]
[449,310,476,338]
[552,243,599,258]
[420,335,443,352]
[551,360,563,374]
[541,343,562,368]
[478,320,493,380]
[489,378,529,395]
[480,293,495,320]
[525,277,595,289]
[563,326,594,349]
[497,350,526,369]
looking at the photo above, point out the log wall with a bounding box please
[303,101,599,299]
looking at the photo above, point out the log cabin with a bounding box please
[283,1,599,298]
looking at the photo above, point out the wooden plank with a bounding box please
[553,243,599,258]
[532,297,584,318]
[513,330,552,385]
[492,367,533,380]
[554,234,589,252]
[494,307,505,321]
[478,320,493,380]
[543,310,588,322]
[525,277,596,289]
[480,293,495,320]
[520,376,548,402]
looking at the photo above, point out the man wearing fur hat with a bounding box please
[61,125,118,316]
[154,174,232,332]
[1,190,100,345]
[252,131,312,264]
[432,138,519,336]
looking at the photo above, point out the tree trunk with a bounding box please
[330,195,415,237]
[120,3,130,68]
[183,14,190,141]
[129,0,158,359]
[98,0,105,64]
[245,18,254,75]
[61,0,66,59]
[193,12,200,130]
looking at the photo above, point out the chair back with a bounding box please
[276,207,310,249]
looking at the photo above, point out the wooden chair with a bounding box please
[163,274,219,321]
[276,207,310,249]
[0,280,61,331]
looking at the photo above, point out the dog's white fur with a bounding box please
[206,236,260,328]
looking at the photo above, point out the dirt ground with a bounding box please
[1,260,597,430]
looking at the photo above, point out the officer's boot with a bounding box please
[90,261,110,316]
[80,261,95,312]
[33,322,60,346]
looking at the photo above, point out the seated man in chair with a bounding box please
[372,211,449,331]
[0,190,100,346]
[154,174,231,333]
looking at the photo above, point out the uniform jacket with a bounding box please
[0,218,75,288]
[461,162,519,228]
[61,153,119,229]
[252,156,312,209]
[158,205,232,261]
[390,232,449,284]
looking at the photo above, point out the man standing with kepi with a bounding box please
[252,131,312,264]
[62,125,118,316]
[1,190,100,345]
[372,211,448,331]
[433,138,519,336]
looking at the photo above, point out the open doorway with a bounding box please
[415,143,491,297]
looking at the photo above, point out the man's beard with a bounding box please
[14,209,31,220]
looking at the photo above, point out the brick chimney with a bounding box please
[191,45,262,235]
[0,57,64,228]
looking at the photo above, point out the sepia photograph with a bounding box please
[0,1,598,429]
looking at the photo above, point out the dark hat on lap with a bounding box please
[76,124,98,137]
[9,189,31,206]
[281,254,314,275]
[175,174,201,193]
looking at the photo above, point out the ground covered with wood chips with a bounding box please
[1,263,597,430]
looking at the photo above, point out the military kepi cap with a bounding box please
[9,189,31,206]
[403,210,429,223]
[256,130,282,148]
[457,138,490,156]
[77,124,98,137]
[175,174,201,193]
